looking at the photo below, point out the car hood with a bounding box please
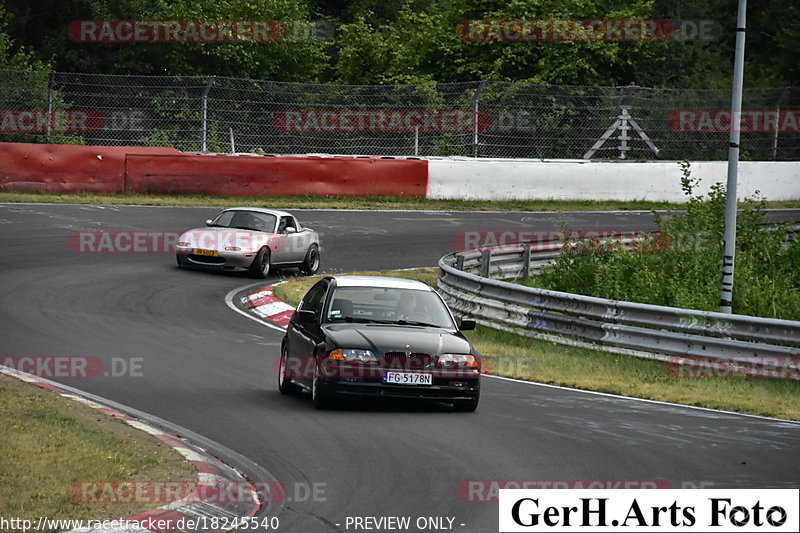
[323,324,473,355]
[178,227,276,252]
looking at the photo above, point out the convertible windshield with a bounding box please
[212,210,277,232]
[326,286,456,329]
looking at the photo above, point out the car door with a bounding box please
[285,279,329,387]
[278,215,307,263]
[293,217,315,261]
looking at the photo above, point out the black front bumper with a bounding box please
[319,378,480,401]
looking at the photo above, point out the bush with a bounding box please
[525,161,800,320]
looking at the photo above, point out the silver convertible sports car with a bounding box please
[176,207,320,278]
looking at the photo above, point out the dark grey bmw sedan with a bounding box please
[278,275,481,411]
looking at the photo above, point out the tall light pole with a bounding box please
[719,0,747,314]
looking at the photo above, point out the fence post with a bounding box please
[617,84,637,159]
[584,84,659,160]
[472,80,487,158]
[201,76,215,152]
[45,71,54,144]
[456,254,465,271]
[480,249,491,277]
[772,87,790,159]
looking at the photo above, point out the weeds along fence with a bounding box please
[437,231,800,380]
[1,69,798,160]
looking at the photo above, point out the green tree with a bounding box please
[4,0,327,80]
[333,0,669,85]
[0,4,48,70]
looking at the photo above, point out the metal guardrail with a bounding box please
[438,231,800,379]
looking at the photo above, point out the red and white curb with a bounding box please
[0,365,260,533]
[239,283,294,327]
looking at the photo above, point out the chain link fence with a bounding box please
[1,69,797,160]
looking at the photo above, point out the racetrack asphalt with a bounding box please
[1,203,798,532]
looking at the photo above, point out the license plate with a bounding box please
[194,248,219,256]
[383,372,432,385]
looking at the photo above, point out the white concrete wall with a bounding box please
[426,159,800,202]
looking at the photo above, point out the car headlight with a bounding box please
[224,246,241,251]
[327,348,377,363]
[177,241,191,247]
[437,354,479,368]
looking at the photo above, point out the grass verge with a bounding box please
[0,376,195,528]
[273,269,800,421]
[3,190,799,211]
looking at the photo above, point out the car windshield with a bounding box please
[211,210,277,232]
[326,286,456,329]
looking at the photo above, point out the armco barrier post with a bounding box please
[456,254,465,271]
[480,249,491,277]
[521,244,532,278]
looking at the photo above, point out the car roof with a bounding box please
[219,207,293,218]
[330,276,433,291]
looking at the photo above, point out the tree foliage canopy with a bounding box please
[1,0,797,87]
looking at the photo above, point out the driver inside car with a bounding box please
[395,291,418,321]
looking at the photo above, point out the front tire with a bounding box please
[249,247,271,278]
[300,244,320,276]
[312,360,334,410]
[278,346,301,395]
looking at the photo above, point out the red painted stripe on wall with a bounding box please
[0,142,180,193]
[125,153,428,197]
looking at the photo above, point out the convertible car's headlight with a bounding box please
[437,354,479,368]
[327,348,377,363]
[177,241,191,247]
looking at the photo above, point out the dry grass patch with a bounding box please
[0,377,195,527]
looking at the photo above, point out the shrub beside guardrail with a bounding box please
[437,232,800,380]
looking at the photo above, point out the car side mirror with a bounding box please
[296,309,317,324]
[459,318,476,331]
[205,219,213,226]
[284,227,297,234]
